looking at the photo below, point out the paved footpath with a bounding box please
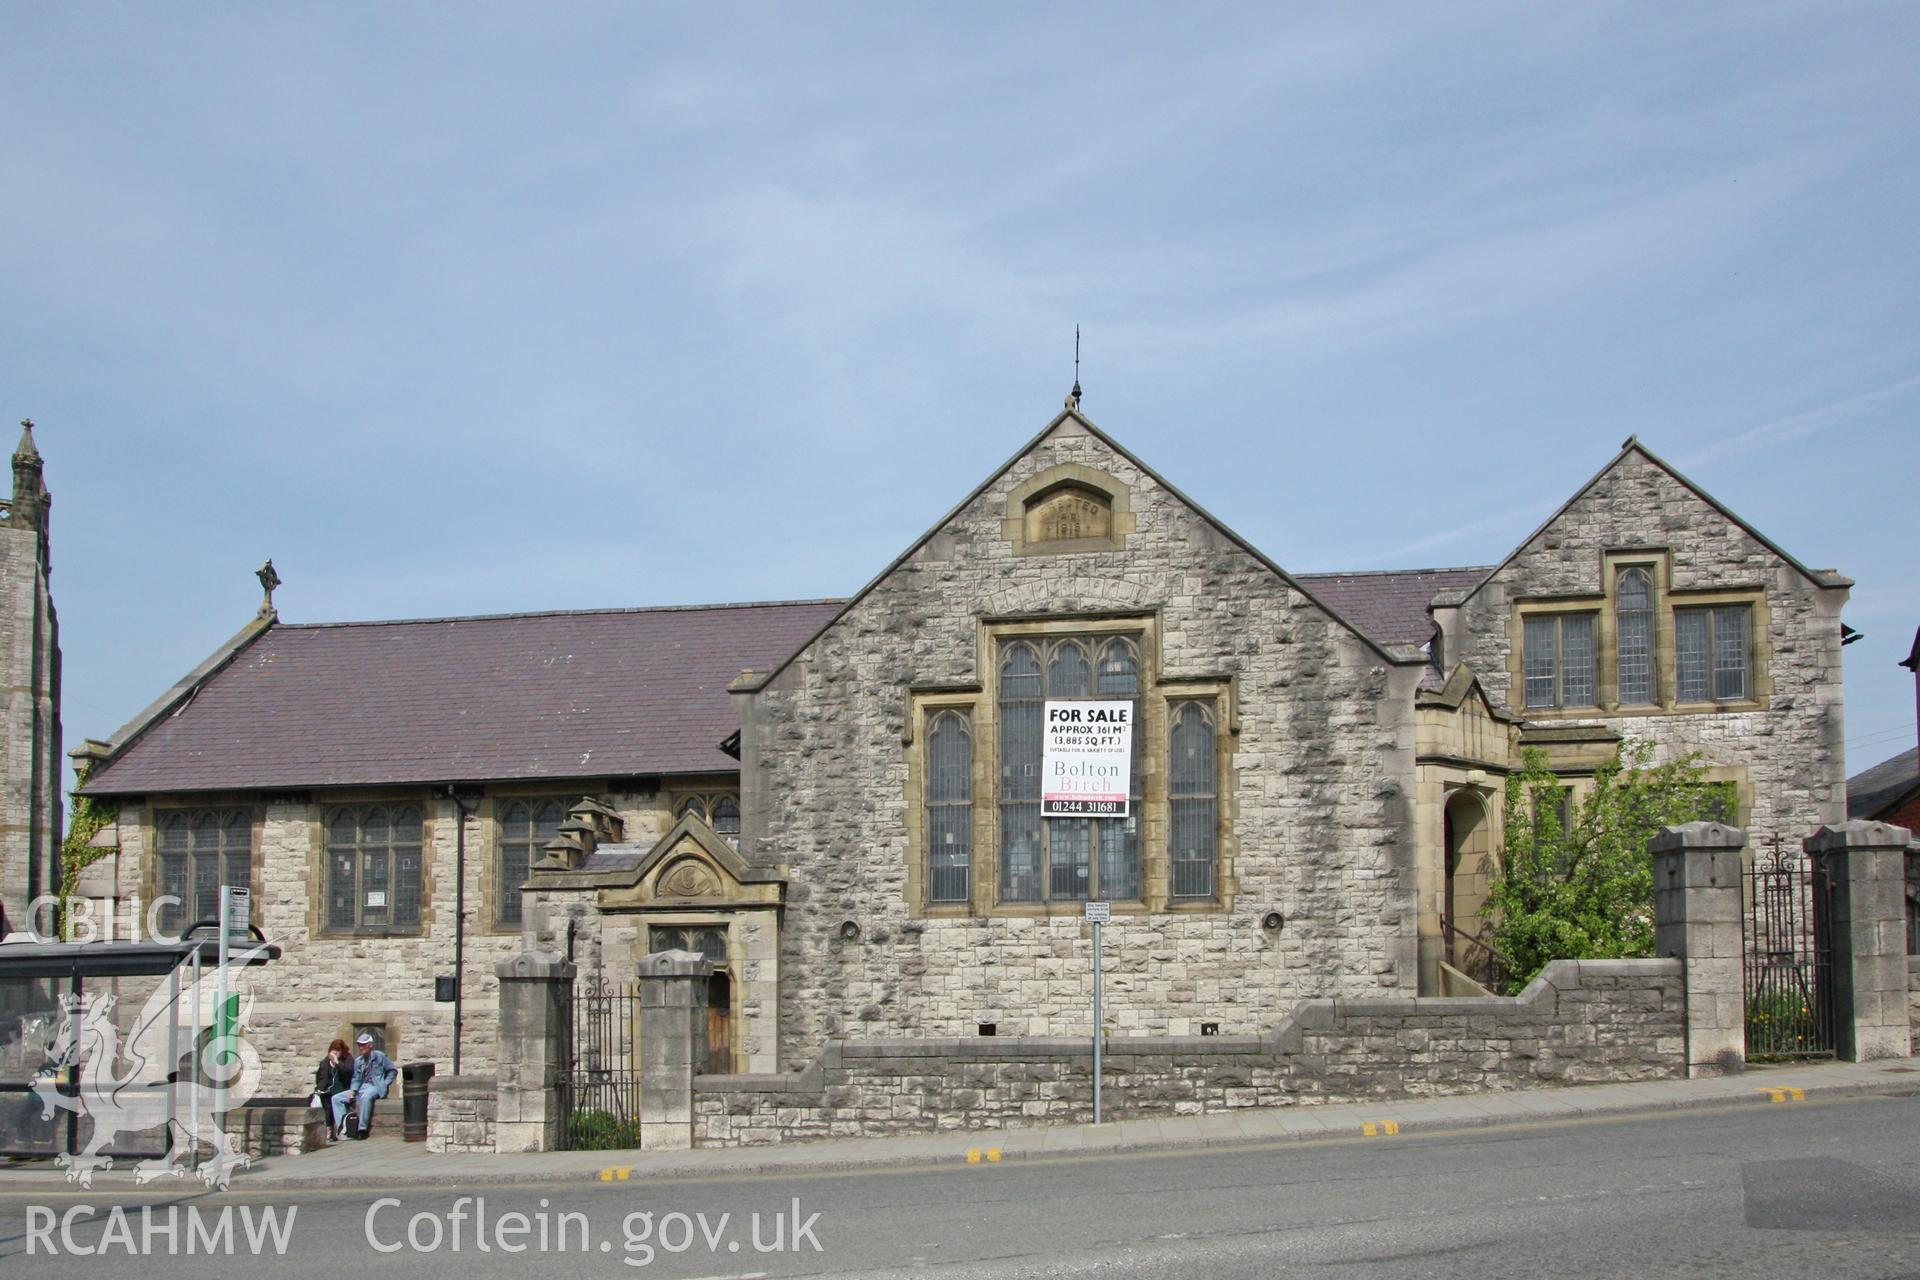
[4,1055,1916,1189]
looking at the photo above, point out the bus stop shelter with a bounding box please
[0,934,280,1159]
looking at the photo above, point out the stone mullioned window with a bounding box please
[907,618,1231,916]
[323,803,425,934]
[153,808,254,937]
[1511,551,1768,718]
[495,797,566,927]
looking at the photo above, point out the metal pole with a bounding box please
[189,946,200,1174]
[165,963,179,1159]
[215,889,230,1126]
[1092,919,1103,1125]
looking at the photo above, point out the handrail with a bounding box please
[1444,923,1515,995]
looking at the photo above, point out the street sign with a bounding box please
[1084,900,1111,924]
[221,886,251,941]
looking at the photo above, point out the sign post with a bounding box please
[213,886,249,1127]
[1085,900,1110,1123]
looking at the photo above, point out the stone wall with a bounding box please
[0,507,60,925]
[694,958,1683,1147]
[106,787,678,1096]
[1445,446,1848,842]
[1909,956,1918,1030]
[741,415,1428,1067]
[427,1073,499,1155]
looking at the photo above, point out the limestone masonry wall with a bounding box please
[694,958,1683,1147]
[745,419,1425,1067]
[1451,450,1847,841]
[427,1074,500,1155]
[1909,956,1918,1030]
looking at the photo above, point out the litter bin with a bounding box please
[401,1062,436,1143]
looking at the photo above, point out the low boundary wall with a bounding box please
[694,958,1684,1147]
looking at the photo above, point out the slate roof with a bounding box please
[1846,746,1919,822]
[1293,567,1492,650]
[80,600,843,795]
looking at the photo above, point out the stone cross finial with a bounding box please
[256,559,282,618]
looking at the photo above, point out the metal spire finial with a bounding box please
[1065,326,1082,410]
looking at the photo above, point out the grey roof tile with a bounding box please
[82,600,842,794]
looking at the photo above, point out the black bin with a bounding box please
[401,1062,436,1143]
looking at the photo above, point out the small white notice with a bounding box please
[366,891,388,908]
[221,886,251,941]
[1042,700,1133,817]
[1084,900,1111,924]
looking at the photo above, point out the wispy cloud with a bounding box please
[1676,373,1920,470]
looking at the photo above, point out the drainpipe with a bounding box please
[446,785,479,1075]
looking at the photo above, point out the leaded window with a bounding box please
[1677,606,1750,703]
[650,925,728,966]
[997,635,1143,903]
[711,796,741,845]
[1169,701,1218,900]
[1523,613,1595,709]
[1616,568,1654,705]
[155,809,252,938]
[497,798,564,926]
[925,710,973,903]
[325,804,424,933]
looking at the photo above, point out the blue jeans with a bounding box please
[331,1088,376,1135]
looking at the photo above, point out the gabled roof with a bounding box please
[1846,746,1919,822]
[1456,437,1850,608]
[80,599,843,796]
[1295,567,1492,650]
[741,407,1428,692]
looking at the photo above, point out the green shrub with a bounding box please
[566,1109,640,1150]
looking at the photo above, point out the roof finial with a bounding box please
[255,558,282,620]
[14,418,41,463]
[1065,325,1082,411]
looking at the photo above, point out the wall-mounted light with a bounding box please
[837,920,861,942]
[1261,911,1285,934]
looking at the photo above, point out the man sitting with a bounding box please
[331,1032,398,1139]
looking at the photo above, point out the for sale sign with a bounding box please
[1042,700,1133,817]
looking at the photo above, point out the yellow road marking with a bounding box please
[966,1148,981,1164]
[1360,1120,1400,1136]
[1759,1087,1807,1103]
[599,1166,632,1180]
[986,1148,1002,1162]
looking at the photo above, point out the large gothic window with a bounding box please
[496,798,565,926]
[1615,567,1654,706]
[996,635,1143,903]
[154,809,252,938]
[925,710,973,903]
[1168,702,1218,900]
[325,804,424,934]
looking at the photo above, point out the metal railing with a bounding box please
[1444,924,1514,996]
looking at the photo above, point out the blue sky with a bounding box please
[4,3,1916,791]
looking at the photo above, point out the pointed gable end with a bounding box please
[740,407,1424,695]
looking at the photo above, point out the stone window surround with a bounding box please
[901,613,1238,919]
[485,791,575,934]
[1507,549,1772,720]
[304,790,440,940]
[141,803,265,936]
[1001,463,1136,557]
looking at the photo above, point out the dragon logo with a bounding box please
[32,947,266,1188]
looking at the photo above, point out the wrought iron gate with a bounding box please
[1742,848,1837,1061]
[561,977,641,1150]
